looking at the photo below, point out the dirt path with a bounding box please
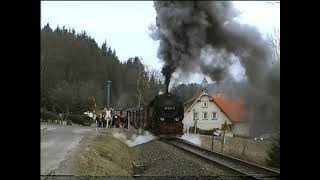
[41,123,99,175]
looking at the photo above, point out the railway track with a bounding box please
[163,138,280,180]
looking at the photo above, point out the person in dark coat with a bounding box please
[99,115,103,128]
[96,115,101,128]
[102,115,106,128]
[95,115,99,130]
[113,115,118,128]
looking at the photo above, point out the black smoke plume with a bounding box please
[151,1,280,136]
[162,64,175,93]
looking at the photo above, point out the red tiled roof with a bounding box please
[184,89,246,123]
[210,93,245,123]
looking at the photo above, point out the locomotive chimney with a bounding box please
[165,79,169,94]
[161,65,174,94]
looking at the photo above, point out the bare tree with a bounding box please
[267,28,280,63]
[149,68,165,84]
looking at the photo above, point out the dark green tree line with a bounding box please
[41,23,164,115]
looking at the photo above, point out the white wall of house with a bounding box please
[182,95,232,132]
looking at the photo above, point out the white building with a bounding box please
[182,89,250,136]
[183,90,231,132]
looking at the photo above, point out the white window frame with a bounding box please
[193,112,198,120]
[212,112,217,120]
[203,112,208,120]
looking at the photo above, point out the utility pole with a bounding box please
[127,111,130,130]
[221,130,225,153]
[212,129,217,150]
[220,121,230,153]
[212,129,214,150]
[137,61,142,107]
[107,81,111,109]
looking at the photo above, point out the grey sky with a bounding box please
[41,1,279,83]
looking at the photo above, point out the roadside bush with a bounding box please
[67,120,73,125]
[266,134,280,168]
[233,134,252,139]
[41,110,58,121]
[68,114,92,126]
[188,127,214,135]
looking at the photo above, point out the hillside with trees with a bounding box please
[41,23,164,119]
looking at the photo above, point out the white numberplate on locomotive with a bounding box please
[164,106,175,110]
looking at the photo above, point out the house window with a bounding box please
[202,101,208,108]
[193,112,198,120]
[203,112,208,120]
[212,112,217,120]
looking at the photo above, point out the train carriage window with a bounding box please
[203,112,208,120]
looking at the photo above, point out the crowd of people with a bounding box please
[95,114,107,129]
[88,108,128,131]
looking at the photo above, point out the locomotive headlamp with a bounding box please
[160,117,165,121]
[175,117,179,121]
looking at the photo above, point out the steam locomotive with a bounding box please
[125,92,184,138]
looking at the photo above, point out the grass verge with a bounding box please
[73,129,138,176]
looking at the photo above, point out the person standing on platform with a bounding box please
[95,115,101,130]
[102,115,106,128]
[105,108,111,128]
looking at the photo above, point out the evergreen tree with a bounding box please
[41,24,165,114]
[43,23,52,32]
